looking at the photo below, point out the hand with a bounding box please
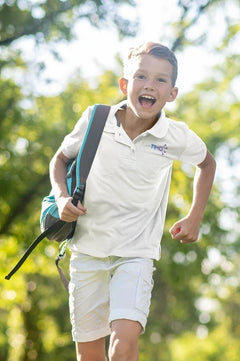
[169,217,200,244]
[57,196,87,222]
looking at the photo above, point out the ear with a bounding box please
[119,77,128,95]
[167,87,178,102]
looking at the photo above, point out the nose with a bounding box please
[144,78,155,90]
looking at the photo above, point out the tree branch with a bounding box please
[172,0,215,51]
[0,173,49,235]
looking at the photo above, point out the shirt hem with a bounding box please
[68,244,161,261]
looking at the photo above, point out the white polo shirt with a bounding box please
[60,101,207,260]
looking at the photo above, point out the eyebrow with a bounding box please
[135,69,170,78]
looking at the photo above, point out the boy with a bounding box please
[50,42,216,361]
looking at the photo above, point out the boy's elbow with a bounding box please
[208,152,216,174]
[50,149,69,172]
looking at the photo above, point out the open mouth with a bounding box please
[139,95,156,108]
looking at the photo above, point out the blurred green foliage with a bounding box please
[1,0,240,360]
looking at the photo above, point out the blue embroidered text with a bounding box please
[151,143,168,156]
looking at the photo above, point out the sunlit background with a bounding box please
[1,0,240,360]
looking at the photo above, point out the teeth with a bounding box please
[142,95,155,100]
[139,95,156,105]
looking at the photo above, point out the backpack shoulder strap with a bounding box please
[71,104,111,205]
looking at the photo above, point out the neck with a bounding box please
[117,108,159,140]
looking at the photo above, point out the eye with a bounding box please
[135,74,145,80]
[158,78,166,83]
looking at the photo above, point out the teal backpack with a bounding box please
[5,104,110,287]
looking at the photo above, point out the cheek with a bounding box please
[128,81,141,97]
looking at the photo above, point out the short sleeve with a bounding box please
[179,128,207,165]
[60,106,93,159]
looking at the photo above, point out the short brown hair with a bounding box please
[123,42,178,86]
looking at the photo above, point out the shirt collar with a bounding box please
[146,109,169,139]
[110,100,169,138]
[111,100,127,114]
[106,100,126,127]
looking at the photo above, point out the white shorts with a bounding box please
[69,253,155,342]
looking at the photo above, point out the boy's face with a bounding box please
[120,54,178,122]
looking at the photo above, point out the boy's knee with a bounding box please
[109,320,141,360]
[109,334,138,361]
[109,338,131,360]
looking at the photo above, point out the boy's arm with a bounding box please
[170,150,216,244]
[49,149,87,222]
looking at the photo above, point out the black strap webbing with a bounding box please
[5,220,65,280]
[5,104,110,281]
[79,104,111,183]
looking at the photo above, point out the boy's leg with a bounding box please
[69,254,154,361]
[108,257,155,361]
[69,253,112,360]
[75,338,106,361]
[108,319,141,361]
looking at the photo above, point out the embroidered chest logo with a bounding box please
[151,143,168,156]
